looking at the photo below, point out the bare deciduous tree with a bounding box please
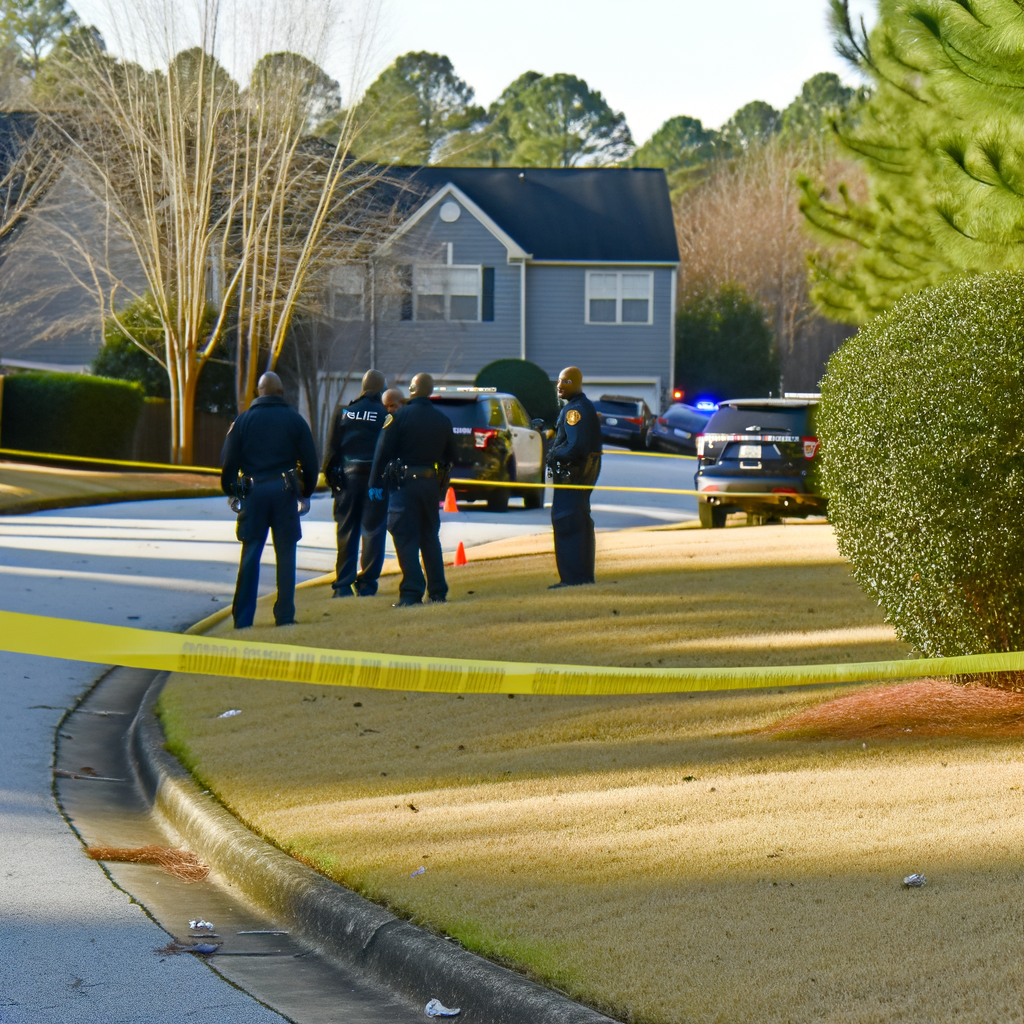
[675,136,864,390]
[35,0,387,463]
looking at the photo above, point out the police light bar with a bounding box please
[695,400,718,412]
[434,386,497,393]
[672,388,684,402]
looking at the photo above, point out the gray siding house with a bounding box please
[325,167,679,413]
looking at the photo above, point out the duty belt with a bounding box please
[404,465,437,479]
[251,469,295,486]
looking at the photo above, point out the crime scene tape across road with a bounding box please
[1,610,1020,695]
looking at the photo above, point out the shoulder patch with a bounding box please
[383,413,393,428]
[566,409,581,426]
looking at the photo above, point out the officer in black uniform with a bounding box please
[352,387,405,596]
[367,372,456,606]
[545,365,602,588]
[221,372,319,628]
[323,369,388,598]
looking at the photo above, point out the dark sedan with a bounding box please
[646,402,712,455]
[593,395,655,449]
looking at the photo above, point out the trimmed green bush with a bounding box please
[475,359,559,425]
[675,284,779,400]
[1,371,145,458]
[93,293,236,415]
[819,271,1024,663]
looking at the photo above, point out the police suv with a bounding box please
[430,387,545,512]
[694,395,825,527]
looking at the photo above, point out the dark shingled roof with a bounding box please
[389,167,679,264]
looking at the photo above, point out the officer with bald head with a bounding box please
[221,371,319,627]
[368,372,456,606]
[545,365,602,587]
[323,368,388,597]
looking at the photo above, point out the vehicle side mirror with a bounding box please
[531,418,546,431]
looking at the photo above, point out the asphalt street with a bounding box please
[0,449,694,1021]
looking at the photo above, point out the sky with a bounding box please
[362,0,877,144]
[72,0,876,146]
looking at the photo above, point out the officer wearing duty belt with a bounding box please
[367,372,456,606]
[323,369,388,598]
[545,365,602,588]
[221,372,319,628]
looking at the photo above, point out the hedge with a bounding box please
[1,371,145,459]
[475,359,559,425]
[819,271,1024,668]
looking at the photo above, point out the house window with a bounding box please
[414,264,481,322]
[585,271,653,325]
[331,265,365,321]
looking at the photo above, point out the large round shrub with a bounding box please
[819,271,1024,665]
[475,359,559,425]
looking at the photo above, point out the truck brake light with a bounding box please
[473,428,497,449]
[802,436,820,459]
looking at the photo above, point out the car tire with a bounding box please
[699,501,727,529]
[487,489,510,512]
[523,483,544,509]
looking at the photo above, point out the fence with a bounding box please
[131,399,232,468]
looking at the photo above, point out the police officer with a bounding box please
[351,388,406,596]
[323,369,388,598]
[545,365,602,588]
[367,372,456,606]
[221,371,319,628]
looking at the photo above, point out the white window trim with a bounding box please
[413,262,483,323]
[584,270,654,326]
[331,265,366,322]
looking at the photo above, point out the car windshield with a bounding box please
[665,405,710,431]
[594,400,640,416]
[703,405,811,435]
[432,398,505,429]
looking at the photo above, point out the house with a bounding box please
[323,167,680,414]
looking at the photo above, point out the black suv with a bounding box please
[593,395,655,449]
[430,387,545,512]
[694,397,825,527]
[646,402,712,455]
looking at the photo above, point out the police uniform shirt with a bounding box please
[369,395,457,486]
[548,391,602,484]
[323,391,387,479]
[220,395,319,497]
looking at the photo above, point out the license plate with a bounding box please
[738,444,761,459]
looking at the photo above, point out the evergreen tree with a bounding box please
[0,0,77,74]
[720,100,780,150]
[780,72,856,139]
[802,0,1024,323]
[346,52,483,164]
[629,115,719,193]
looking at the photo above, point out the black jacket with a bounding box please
[369,396,457,488]
[323,391,387,484]
[220,395,319,497]
[547,391,602,485]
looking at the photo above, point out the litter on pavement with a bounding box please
[217,709,242,718]
[411,866,426,877]
[902,873,927,888]
[190,919,215,931]
[192,942,220,954]
[425,998,460,1017]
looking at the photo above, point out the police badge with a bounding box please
[566,409,581,426]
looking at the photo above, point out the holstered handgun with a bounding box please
[385,460,406,488]
[229,472,253,514]
[437,462,452,493]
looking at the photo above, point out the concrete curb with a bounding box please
[131,675,617,1024]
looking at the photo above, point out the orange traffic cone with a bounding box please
[454,541,467,566]
[443,486,458,512]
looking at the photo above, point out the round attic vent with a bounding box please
[439,201,461,222]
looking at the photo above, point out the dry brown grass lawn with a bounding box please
[159,524,1024,1024]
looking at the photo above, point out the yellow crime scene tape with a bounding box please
[0,609,1018,695]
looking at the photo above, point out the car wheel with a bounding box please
[699,501,727,529]
[487,488,510,512]
[523,484,544,509]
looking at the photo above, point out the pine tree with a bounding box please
[804,0,1024,323]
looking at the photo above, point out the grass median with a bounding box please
[159,524,1024,1024]
[0,459,220,514]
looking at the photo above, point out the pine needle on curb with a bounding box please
[86,844,210,882]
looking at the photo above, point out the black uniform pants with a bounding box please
[333,467,385,594]
[551,486,596,585]
[232,479,301,628]
[388,477,447,603]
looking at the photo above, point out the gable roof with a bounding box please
[388,167,679,264]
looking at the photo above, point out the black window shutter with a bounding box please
[482,267,495,321]
[399,264,413,321]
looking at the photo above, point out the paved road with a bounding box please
[0,449,692,1021]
